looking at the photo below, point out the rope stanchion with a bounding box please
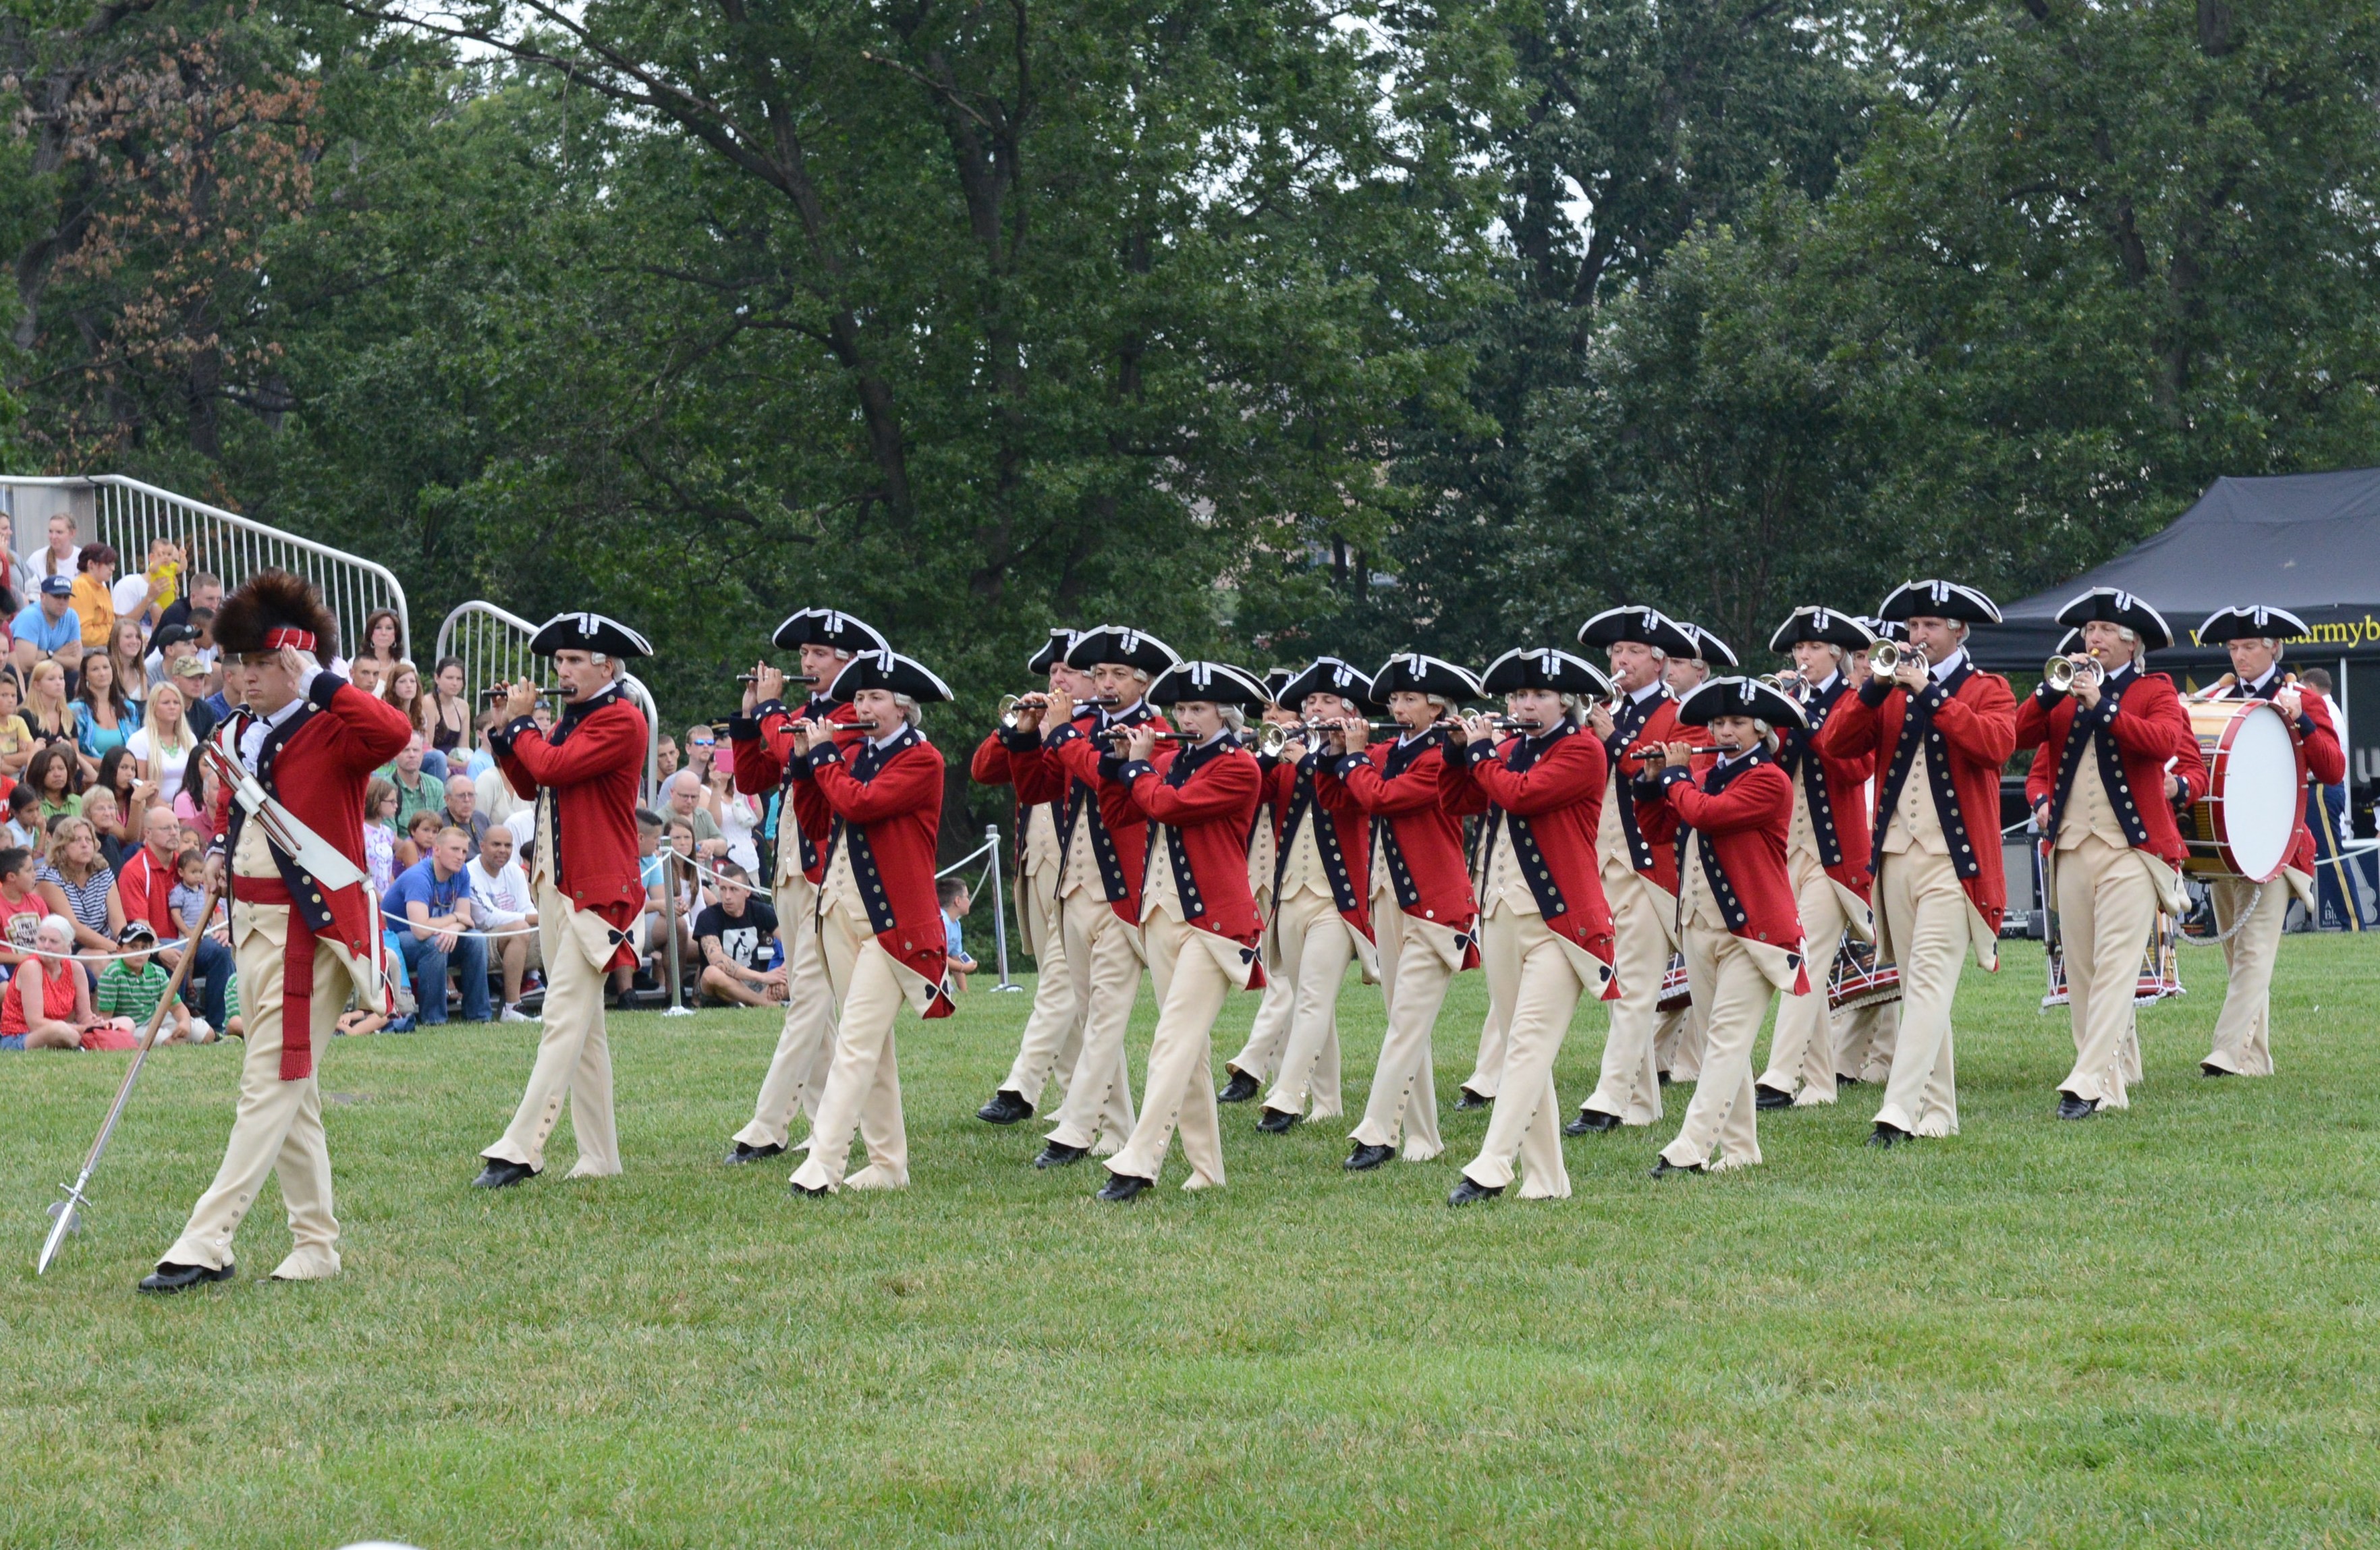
[982,823,1022,993]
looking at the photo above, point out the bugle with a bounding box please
[1866,639,1929,680]
[2043,653,2105,693]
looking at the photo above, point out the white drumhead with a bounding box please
[2216,702,2300,882]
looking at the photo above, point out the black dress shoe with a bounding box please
[1446,1178,1503,1207]
[1217,1070,1261,1104]
[790,1180,831,1197]
[976,1090,1034,1126]
[1865,1122,1910,1148]
[1563,1108,1621,1136]
[1452,1087,1491,1111]
[1095,1173,1155,1202]
[1344,1142,1395,1171]
[470,1159,536,1190]
[1254,1107,1302,1134]
[1657,1070,1672,1087]
[2201,1062,2231,1078]
[2056,1093,2100,1120]
[1835,1074,1864,1088]
[1649,1157,1707,1180]
[1754,1084,1795,1111]
[723,1140,786,1165]
[137,1261,234,1294]
[1032,1142,1088,1169]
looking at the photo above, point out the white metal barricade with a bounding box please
[0,475,408,657]
[435,600,662,799]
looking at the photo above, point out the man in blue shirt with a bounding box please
[381,826,491,1024]
[11,576,81,657]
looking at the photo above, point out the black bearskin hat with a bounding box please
[213,569,339,659]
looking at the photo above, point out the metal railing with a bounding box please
[0,475,408,657]
[435,600,662,799]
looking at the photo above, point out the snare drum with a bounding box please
[1826,935,1902,1012]
[2179,699,2301,883]
[1655,952,1691,1013]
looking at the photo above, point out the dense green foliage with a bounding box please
[6,935,2377,1545]
[7,0,2380,771]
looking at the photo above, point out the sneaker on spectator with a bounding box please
[499,1003,535,1024]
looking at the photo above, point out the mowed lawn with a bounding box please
[4,935,2378,1549]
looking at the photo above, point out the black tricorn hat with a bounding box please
[1877,579,2001,625]
[1672,622,1738,669]
[1150,661,1271,711]
[529,611,653,659]
[1064,625,1182,676]
[1480,646,1613,698]
[1277,656,1377,713]
[214,569,339,659]
[773,607,887,656]
[1676,676,1810,731]
[1576,605,1697,657]
[1026,628,1080,675]
[1858,614,1908,644]
[2194,603,2311,646]
[2056,587,2173,651]
[1261,668,1298,704]
[824,650,953,704]
[1371,652,1482,702]
[1769,606,1876,653]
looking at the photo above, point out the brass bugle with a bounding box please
[2043,654,2105,693]
[1759,671,1809,699]
[1867,639,1928,678]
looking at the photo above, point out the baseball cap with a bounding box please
[39,575,73,597]
[120,920,157,945]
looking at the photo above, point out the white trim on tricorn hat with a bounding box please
[530,611,653,659]
[1151,661,1271,711]
[2055,586,2173,651]
[771,607,888,655]
[1480,646,1613,698]
[1768,606,1876,653]
[1876,580,2001,625]
[1676,675,1809,730]
[1858,614,1908,643]
[1276,656,1377,712]
[2194,604,2311,646]
[1371,652,1482,702]
[1063,625,1182,676]
[1576,605,1696,657]
[825,650,954,704]
[1672,622,1738,669]
[1261,668,1298,704]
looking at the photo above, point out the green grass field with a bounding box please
[4,935,2377,1548]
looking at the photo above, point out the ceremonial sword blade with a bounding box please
[36,1183,88,1275]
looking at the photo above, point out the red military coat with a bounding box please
[808,724,951,1012]
[221,671,415,1078]
[732,694,865,884]
[2016,668,2208,869]
[1657,751,1804,953]
[1600,688,1701,893]
[497,680,650,966]
[1778,675,1876,897]
[1333,731,1478,956]
[1267,748,1373,942]
[1115,734,1265,960]
[2224,671,2348,881]
[1453,720,1617,977]
[972,722,1073,868]
[1013,704,1168,925]
[1817,655,2018,931]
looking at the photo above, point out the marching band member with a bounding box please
[1830,616,1906,1088]
[1446,648,1621,1205]
[723,607,885,1163]
[1439,744,1505,1110]
[1817,581,2016,1147]
[1331,653,1483,1169]
[1253,657,1379,1134]
[1753,608,1877,1109]
[1009,626,1180,1168]
[140,572,413,1292]
[787,651,956,1194]
[1568,606,1701,1135]
[1642,677,1810,1176]
[476,611,655,1188]
[972,629,1093,1127]
[2192,606,2346,1077]
[2018,590,2205,1117]
[1219,673,1308,1104]
[1651,622,1734,1084]
[1095,663,1271,1200]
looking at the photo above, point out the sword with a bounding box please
[200,738,367,893]
[37,873,226,1275]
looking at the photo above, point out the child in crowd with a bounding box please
[168,847,208,937]
[3,785,39,852]
[0,845,45,984]
[96,920,198,1043]
[939,877,977,993]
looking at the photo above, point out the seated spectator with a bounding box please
[167,847,208,940]
[3,787,39,852]
[36,816,121,951]
[940,877,978,992]
[443,778,489,858]
[694,862,784,1007]
[81,786,128,871]
[68,542,124,648]
[395,807,442,873]
[684,723,719,783]
[185,649,233,737]
[22,745,79,827]
[428,656,471,764]
[467,823,538,1023]
[72,650,140,771]
[628,807,667,998]
[472,709,523,827]
[464,703,501,781]
[348,656,384,696]
[126,682,194,803]
[380,661,447,779]
[94,744,146,819]
[364,777,401,895]
[663,769,725,865]
[387,732,445,832]
[0,915,91,1049]
[154,569,220,637]
[144,620,200,690]
[11,575,80,661]
[109,616,148,711]
[382,825,489,1026]
[97,920,194,1043]
[21,657,75,752]
[121,803,232,1033]
[354,607,404,677]
[0,671,32,782]
[171,742,221,848]
[709,760,762,874]
[654,733,680,785]
[0,845,43,980]
[121,538,182,632]
[20,513,80,586]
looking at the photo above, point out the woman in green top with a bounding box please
[22,745,79,827]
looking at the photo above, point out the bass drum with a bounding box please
[2180,698,2301,883]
